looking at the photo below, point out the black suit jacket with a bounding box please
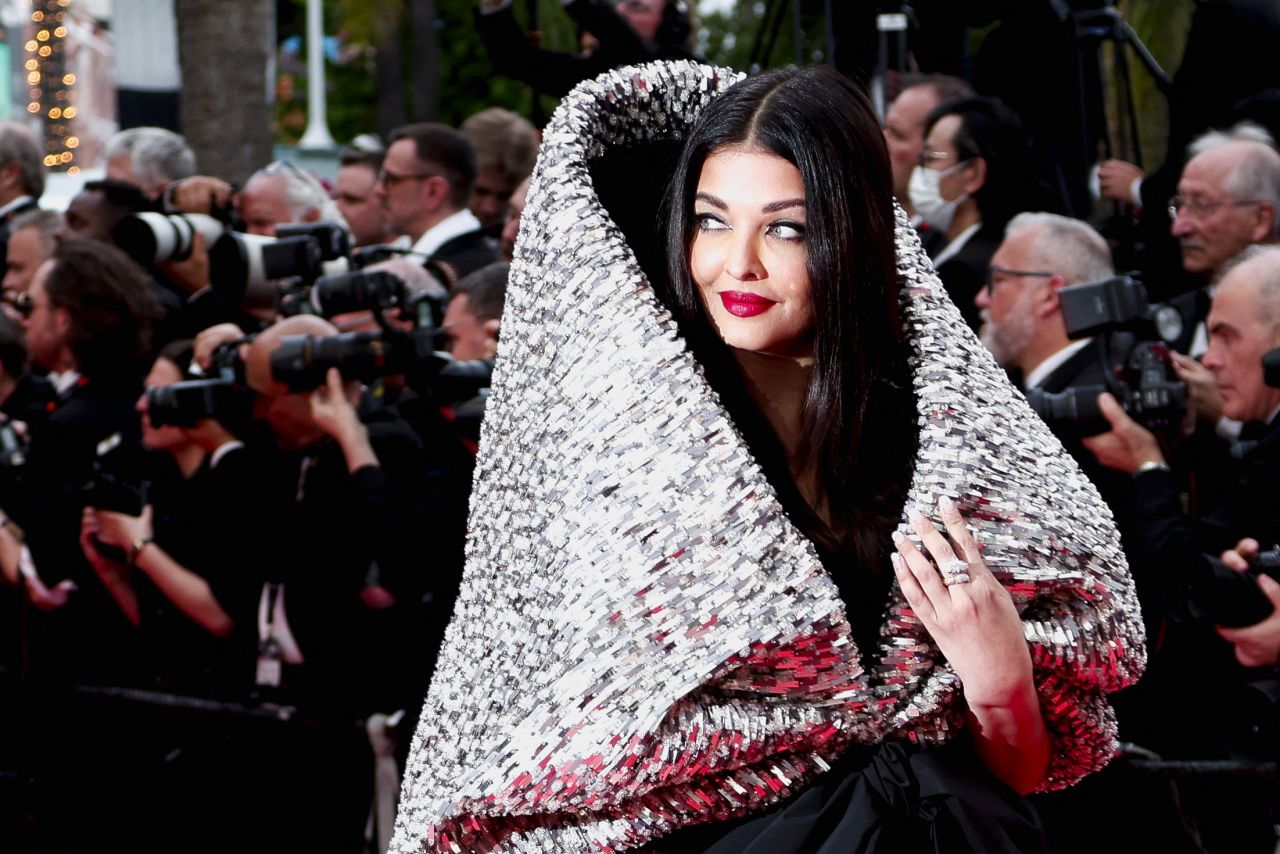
[426,228,499,289]
[9,376,148,684]
[932,223,1002,332]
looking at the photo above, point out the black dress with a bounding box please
[653,541,1048,854]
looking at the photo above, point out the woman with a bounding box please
[81,339,252,691]
[391,62,1142,853]
[909,96,1038,332]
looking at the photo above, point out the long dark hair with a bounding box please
[664,66,916,573]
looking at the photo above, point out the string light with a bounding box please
[27,0,75,173]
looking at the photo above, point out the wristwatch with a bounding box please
[129,536,155,566]
[1134,459,1170,477]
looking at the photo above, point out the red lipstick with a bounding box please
[719,291,776,318]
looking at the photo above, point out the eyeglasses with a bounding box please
[262,159,308,179]
[1,291,32,318]
[1167,195,1263,221]
[984,266,1054,291]
[377,168,437,188]
[916,149,954,168]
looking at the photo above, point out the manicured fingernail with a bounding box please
[890,553,904,573]
[891,530,905,545]
[939,496,955,513]
[908,508,925,527]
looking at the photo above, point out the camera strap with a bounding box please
[256,581,304,687]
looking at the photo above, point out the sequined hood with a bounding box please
[392,61,1145,853]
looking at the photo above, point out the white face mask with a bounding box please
[908,160,972,232]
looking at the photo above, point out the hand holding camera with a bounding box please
[1214,538,1280,668]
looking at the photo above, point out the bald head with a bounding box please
[245,315,339,395]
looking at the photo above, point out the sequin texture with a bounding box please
[390,61,1145,854]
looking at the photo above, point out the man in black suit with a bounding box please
[975,212,1127,494]
[376,123,499,289]
[2,239,158,683]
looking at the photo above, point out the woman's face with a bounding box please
[690,146,814,361]
[137,357,187,452]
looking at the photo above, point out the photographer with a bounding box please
[2,208,58,310]
[1082,246,1280,775]
[104,127,196,202]
[78,339,255,693]
[192,315,447,849]
[976,214,1131,497]
[1,239,158,684]
[1084,245,1280,563]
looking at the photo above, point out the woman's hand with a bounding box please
[892,496,1050,793]
[892,497,1032,706]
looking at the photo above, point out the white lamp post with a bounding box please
[298,0,336,150]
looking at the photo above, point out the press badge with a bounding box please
[256,638,283,687]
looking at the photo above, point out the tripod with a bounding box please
[1055,0,1172,177]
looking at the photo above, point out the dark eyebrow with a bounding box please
[762,198,806,213]
[694,192,726,209]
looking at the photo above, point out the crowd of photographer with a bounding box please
[0,0,1274,848]
[885,65,1280,846]
[0,104,528,848]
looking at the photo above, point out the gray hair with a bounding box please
[104,127,196,189]
[1187,123,1280,236]
[10,208,61,255]
[249,161,349,229]
[1005,211,1115,285]
[1187,121,1277,158]
[0,122,44,198]
[1217,243,1280,327]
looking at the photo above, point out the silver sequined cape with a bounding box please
[391,61,1146,854]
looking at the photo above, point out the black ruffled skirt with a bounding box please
[654,739,1047,854]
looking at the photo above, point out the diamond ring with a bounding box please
[939,557,971,585]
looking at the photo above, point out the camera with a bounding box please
[269,327,439,393]
[349,243,423,269]
[114,212,330,313]
[82,432,146,517]
[146,379,241,429]
[113,212,227,264]
[207,231,327,307]
[278,269,442,331]
[1184,546,1280,628]
[276,222,351,263]
[146,340,254,429]
[1025,275,1187,436]
[265,257,481,393]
